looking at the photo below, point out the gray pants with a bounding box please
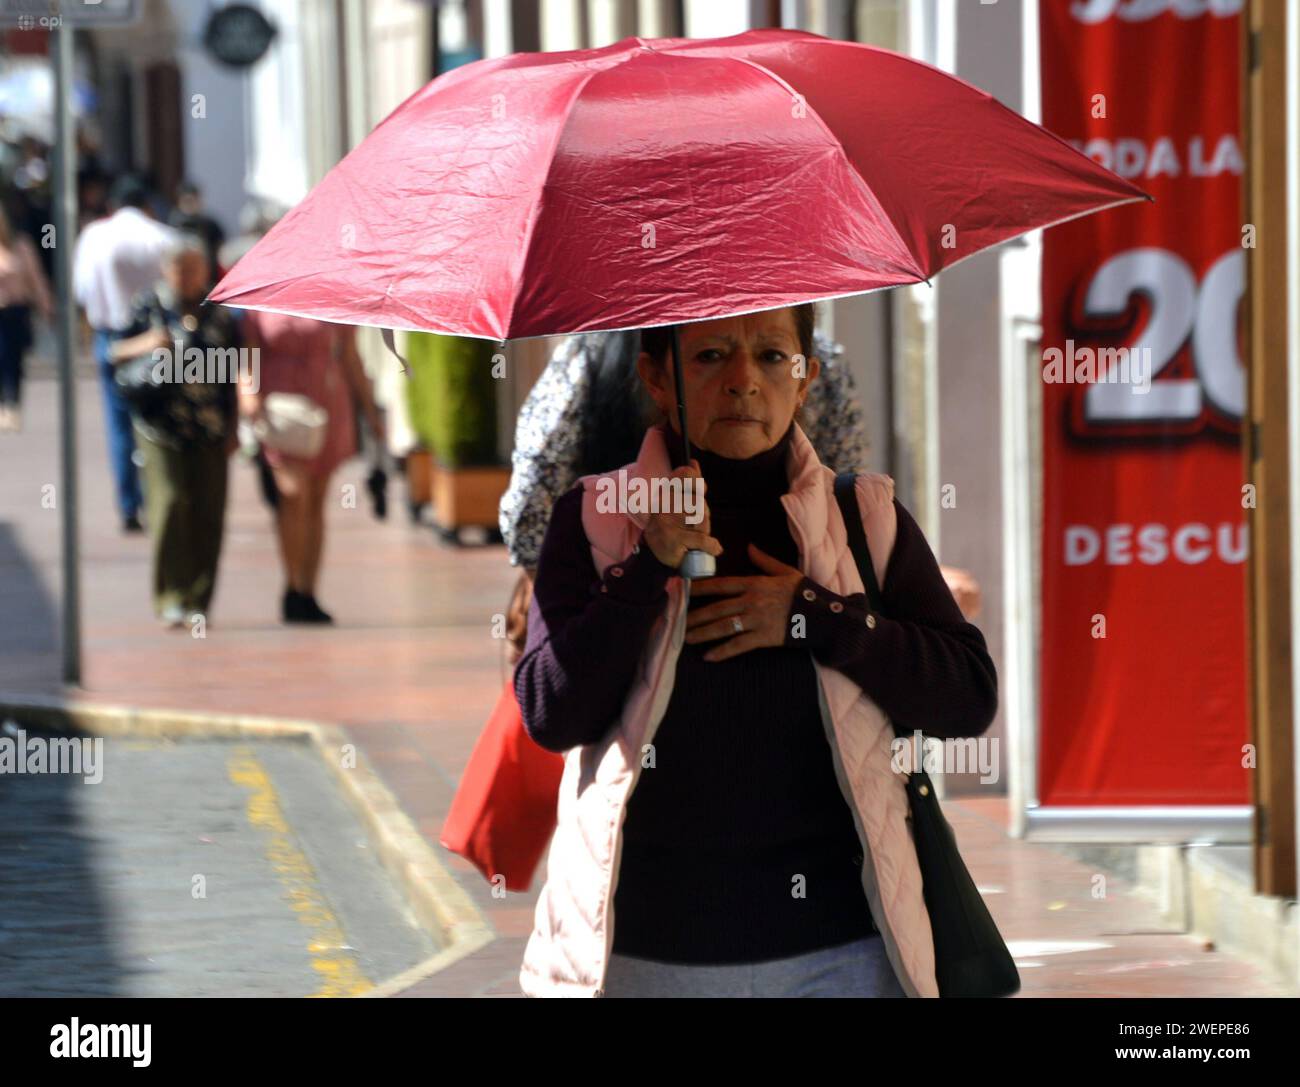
[602,935,906,998]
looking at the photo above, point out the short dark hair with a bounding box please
[109,174,151,211]
[639,303,816,368]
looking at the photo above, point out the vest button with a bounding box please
[865,613,877,629]
[801,588,816,602]
[610,566,624,577]
[829,601,844,613]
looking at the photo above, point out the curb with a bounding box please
[0,693,496,998]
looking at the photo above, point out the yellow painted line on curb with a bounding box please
[227,745,372,997]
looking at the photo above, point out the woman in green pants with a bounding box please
[109,235,240,628]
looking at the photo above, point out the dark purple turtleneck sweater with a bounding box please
[514,422,997,964]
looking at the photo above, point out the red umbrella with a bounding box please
[208,27,1148,341]
[210,27,1148,579]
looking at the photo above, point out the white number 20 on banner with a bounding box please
[1081,247,1243,428]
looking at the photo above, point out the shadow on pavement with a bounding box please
[0,721,125,996]
[0,520,58,680]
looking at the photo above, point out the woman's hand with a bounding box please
[684,543,803,661]
[640,461,722,569]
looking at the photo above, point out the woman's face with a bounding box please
[637,308,819,460]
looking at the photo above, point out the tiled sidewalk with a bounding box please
[1,375,1290,998]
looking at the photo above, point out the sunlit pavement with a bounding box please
[1,366,1290,998]
[0,727,437,996]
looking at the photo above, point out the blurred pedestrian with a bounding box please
[77,165,111,230]
[238,311,384,624]
[216,197,287,513]
[107,234,239,628]
[515,304,998,997]
[168,180,226,280]
[73,174,179,533]
[0,203,53,431]
[11,137,53,283]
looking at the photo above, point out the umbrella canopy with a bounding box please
[208,27,1148,340]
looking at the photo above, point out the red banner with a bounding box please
[1038,0,1247,807]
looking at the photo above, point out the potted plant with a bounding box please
[404,332,509,543]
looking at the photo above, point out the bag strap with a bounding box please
[835,472,936,760]
[833,472,884,615]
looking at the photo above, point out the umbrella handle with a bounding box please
[670,324,715,580]
[680,550,716,580]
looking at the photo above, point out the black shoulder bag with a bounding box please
[114,351,173,412]
[833,473,1020,998]
[114,296,178,413]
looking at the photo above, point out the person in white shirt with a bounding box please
[72,176,179,532]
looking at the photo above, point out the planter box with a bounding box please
[405,449,433,504]
[430,463,510,538]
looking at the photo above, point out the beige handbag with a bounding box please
[256,392,329,459]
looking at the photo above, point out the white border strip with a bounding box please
[1002,317,1040,838]
[1023,806,1254,844]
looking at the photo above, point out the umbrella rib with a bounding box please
[790,37,1150,215]
[503,59,636,341]
[724,55,928,284]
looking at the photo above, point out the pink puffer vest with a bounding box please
[519,423,939,997]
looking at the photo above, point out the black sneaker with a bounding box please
[300,594,334,624]
[282,589,305,622]
[283,589,333,625]
[123,514,144,534]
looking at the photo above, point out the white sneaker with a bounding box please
[0,406,13,431]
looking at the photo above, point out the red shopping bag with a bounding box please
[440,679,565,893]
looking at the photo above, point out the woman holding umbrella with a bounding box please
[204,26,1145,998]
[513,302,997,997]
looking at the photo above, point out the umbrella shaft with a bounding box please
[671,325,691,466]
[669,324,715,580]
